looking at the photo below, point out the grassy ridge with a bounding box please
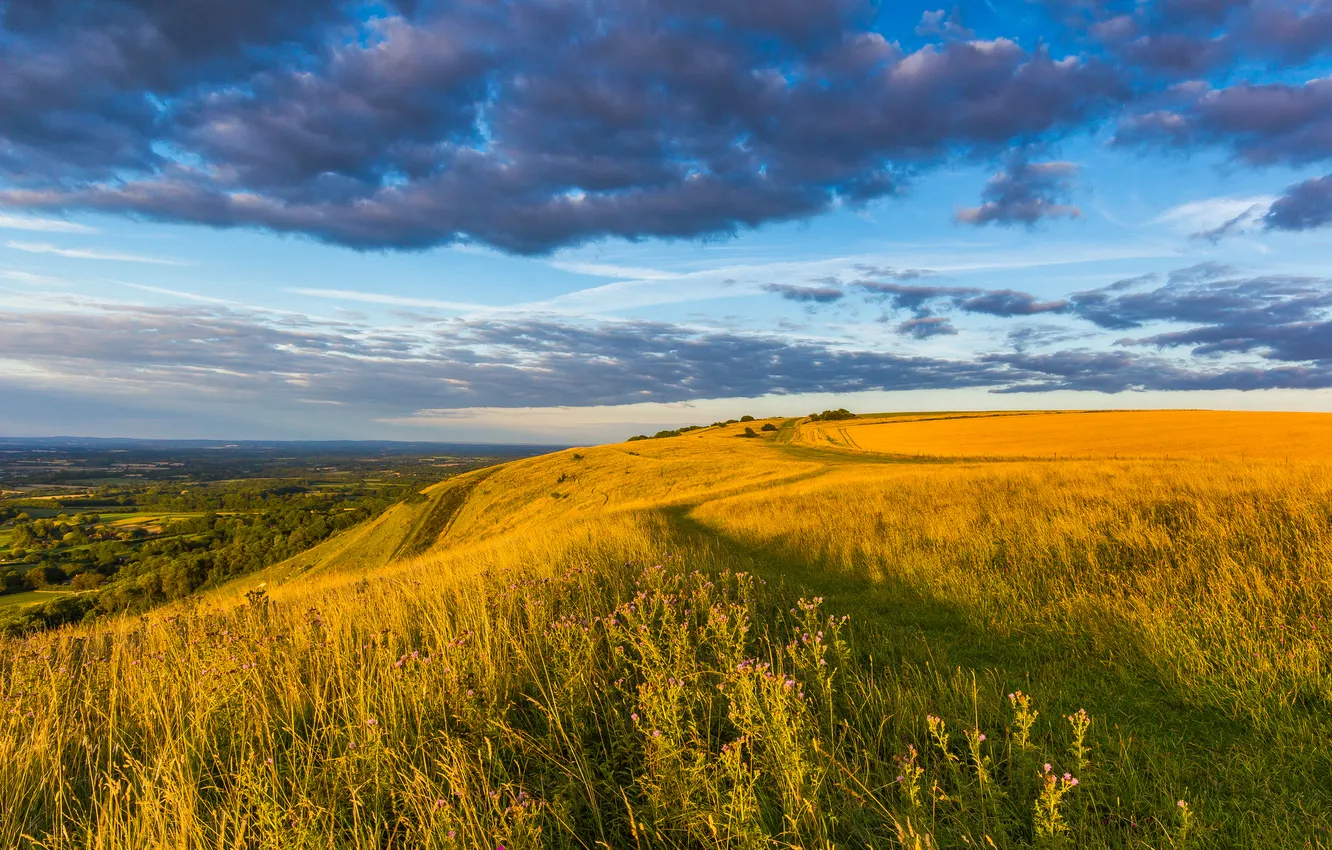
[804,409,1332,459]
[2,413,1330,847]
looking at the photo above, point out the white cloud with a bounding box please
[1151,195,1276,234]
[5,241,188,265]
[0,214,97,234]
[287,287,491,312]
[548,260,685,280]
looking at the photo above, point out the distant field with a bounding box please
[106,512,208,529]
[0,590,73,610]
[811,409,1332,459]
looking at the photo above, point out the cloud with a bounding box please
[761,282,846,303]
[1070,267,1331,330]
[958,289,1070,316]
[1190,202,1268,242]
[548,261,684,280]
[4,241,187,265]
[1114,77,1332,166]
[1080,0,1332,75]
[287,287,492,312]
[6,268,1332,430]
[955,157,1082,227]
[854,278,1067,318]
[0,300,1026,411]
[0,2,1126,253]
[989,349,1332,393]
[897,317,958,338]
[0,215,95,234]
[915,8,974,39]
[1264,173,1332,231]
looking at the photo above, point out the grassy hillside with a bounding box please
[3,412,1331,848]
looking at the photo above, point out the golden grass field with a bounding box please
[802,409,1332,459]
[3,411,1331,848]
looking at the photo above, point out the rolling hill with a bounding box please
[4,411,1331,848]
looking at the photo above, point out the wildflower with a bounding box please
[265,757,274,765]
[630,713,639,722]
[1044,763,1052,773]
[366,718,378,727]
[652,729,662,738]
[978,733,986,742]
[1178,800,1187,808]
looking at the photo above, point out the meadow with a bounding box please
[2,412,1330,848]
[809,409,1332,459]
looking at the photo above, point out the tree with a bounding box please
[25,565,65,589]
[740,415,755,422]
[71,572,104,591]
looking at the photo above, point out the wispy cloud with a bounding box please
[548,261,684,280]
[120,282,244,306]
[1151,196,1276,236]
[0,215,97,234]
[287,287,492,312]
[0,268,71,287]
[5,241,187,265]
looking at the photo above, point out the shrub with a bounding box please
[761,423,778,432]
[627,435,649,442]
[71,572,104,591]
[819,408,856,421]
[740,427,759,438]
[740,415,755,422]
[24,565,65,589]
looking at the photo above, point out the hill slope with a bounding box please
[5,411,1332,848]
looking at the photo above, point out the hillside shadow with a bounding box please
[654,502,1262,752]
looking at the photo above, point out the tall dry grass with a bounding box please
[2,512,1161,849]
[693,459,1332,720]
[5,417,1332,847]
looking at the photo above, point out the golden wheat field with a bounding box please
[3,411,1331,848]
[802,409,1332,459]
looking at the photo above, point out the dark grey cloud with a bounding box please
[897,317,959,338]
[855,280,979,316]
[761,282,845,303]
[0,1,1129,253]
[958,289,1070,316]
[1114,77,1332,167]
[989,348,1332,393]
[1069,267,1329,331]
[1265,173,1332,231]
[1125,319,1332,362]
[1074,0,1332,75]
[1052,266,1332,374]
[7,281,1332,430]
[854,279,1068,318]
[955,156,1082,227]
[0,301,1025,411]
[852,265,939,281]
[1006,324,1088,351]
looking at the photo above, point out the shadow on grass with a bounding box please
[652,503,1332,844]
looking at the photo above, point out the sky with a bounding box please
[1,0,1331,443]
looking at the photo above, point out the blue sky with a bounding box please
[2,0,1331,442]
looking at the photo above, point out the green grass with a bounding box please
[0,589,73,610]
